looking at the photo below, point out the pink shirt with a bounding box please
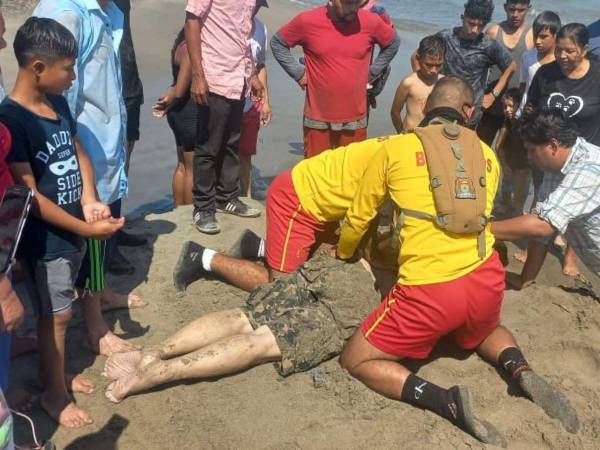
[186,0,255,100]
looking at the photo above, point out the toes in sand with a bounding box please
[66,373,96,394]
[102,292,148,312]
[40,393,93,429]
[97,332,140,357]
[105,374,140,404]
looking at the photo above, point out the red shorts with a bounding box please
[239,102,261,156]
[303,126,367,158]
[361,252,505,359]
[265,169,325,273]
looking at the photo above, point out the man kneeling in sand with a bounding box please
[337,77,579,445]
[103,255,382,402]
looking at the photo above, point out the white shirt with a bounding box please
[244,18,267,113]
[517,49,541,117]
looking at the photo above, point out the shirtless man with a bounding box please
[391,35,444,133]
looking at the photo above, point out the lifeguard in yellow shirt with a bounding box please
[338,77,578,445]
[172,131,390,293]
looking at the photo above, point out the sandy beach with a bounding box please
[1,0,599,449]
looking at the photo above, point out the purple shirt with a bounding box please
[186,0,255,100]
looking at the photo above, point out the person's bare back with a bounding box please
[391,72,442,133]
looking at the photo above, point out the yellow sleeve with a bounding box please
[337,146,390,259]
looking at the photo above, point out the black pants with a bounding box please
[193,93,243,212]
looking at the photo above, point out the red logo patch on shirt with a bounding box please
[416,151,426,167]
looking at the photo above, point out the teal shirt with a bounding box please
[34,0,128,204]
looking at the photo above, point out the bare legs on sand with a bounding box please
[103,308,281,402]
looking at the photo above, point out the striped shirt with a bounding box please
[533,138,600,275]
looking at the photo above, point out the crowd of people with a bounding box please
[0,0,599,447]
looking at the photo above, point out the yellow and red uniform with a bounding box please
[337,132,505,358]
[265,137,389,272]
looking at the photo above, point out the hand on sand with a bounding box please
[40,392,93,428]
[518,370,580,433]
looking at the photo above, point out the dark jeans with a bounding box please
[193,93,243,213]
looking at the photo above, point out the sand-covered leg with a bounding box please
[518,370,579,433]
[105,326,281,402]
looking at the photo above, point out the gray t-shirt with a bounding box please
[436,28,513,115]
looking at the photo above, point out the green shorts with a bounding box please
[75,238,108,292]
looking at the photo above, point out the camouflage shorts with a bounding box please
[243,276,345,376]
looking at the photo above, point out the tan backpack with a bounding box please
[401,119,490,258]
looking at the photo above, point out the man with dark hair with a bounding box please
[391,35,445,133]
[337,78,578,444]
[492,108,600,285]
[185,0,264,235]
[271,0,399,157]
[414,0,515,128]
[478,0,533,145]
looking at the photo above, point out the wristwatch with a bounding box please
[492,89,501,98]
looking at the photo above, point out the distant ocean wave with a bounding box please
[284,0,597,32]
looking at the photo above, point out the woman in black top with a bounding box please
[153,29,198,206]
[524,23,600,277]
[528,24,600,146]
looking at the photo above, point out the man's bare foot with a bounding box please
[101,291,147,312]
[65,373,96,394]
[105,373,142,403]
[514,250,527,264]
[90,331,140,357]
[40,392,93,428]
[102,351,143,380]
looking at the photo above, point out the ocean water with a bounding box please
[293,0,598,33]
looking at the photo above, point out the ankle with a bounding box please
[498,347,530,379]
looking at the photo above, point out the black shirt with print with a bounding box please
[528,59,600,146]
[0,94,85,259]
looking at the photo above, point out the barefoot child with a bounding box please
[496,88,530,216]
[391,35,445,133]
[0,18,124,428]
